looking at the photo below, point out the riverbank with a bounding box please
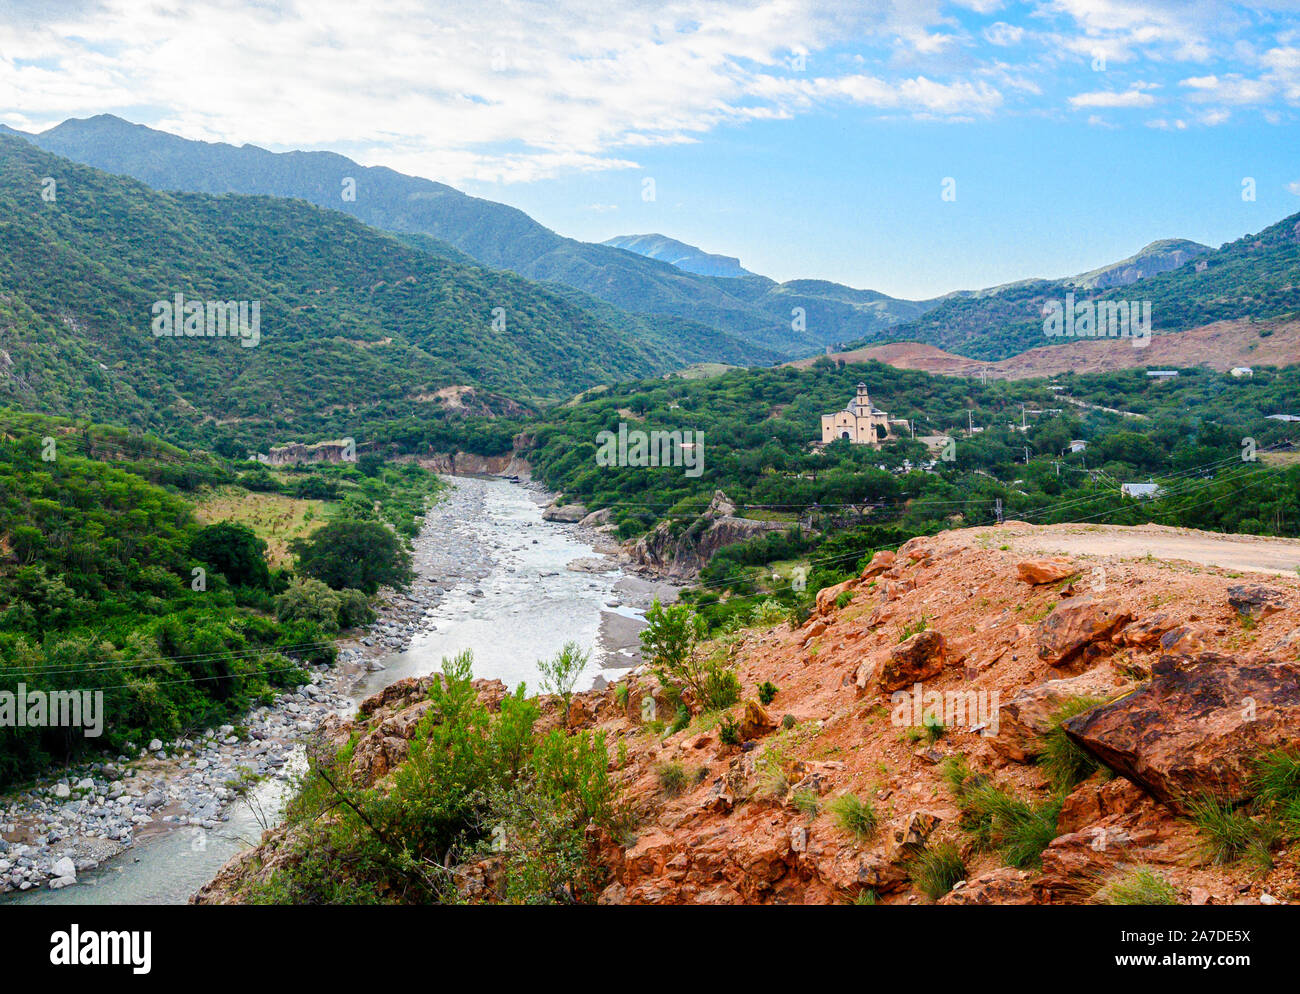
[1,474,677,901]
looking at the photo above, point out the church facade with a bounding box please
[820,383,892,447]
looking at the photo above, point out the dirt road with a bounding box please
[956,522,1300,577]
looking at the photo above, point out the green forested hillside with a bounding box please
[0,134,738,450]
[854,215,1300,359]
[25,115,934,356]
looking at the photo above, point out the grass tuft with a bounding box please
[908,842,966,900]
[1097,866,1180,906]
[828,792,879,841]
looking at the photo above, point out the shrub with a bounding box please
[718,717,741,746]
[274,578,343,632]
[656,761,689,797]
[758,681,778,705]
[336,588,375,629]
[702,667,741,710]
[834,590,854,610]
[828,792,878,841]
[781,714,796,730]
[639,601,743,713]
[750,598,787,625]
[536,640,590,723]
[191,522,271,589]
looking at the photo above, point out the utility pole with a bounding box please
[994,497,1003,525]
[1024,445,1030,464]
[968,410,974,434]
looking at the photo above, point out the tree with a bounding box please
[290,519,412,593]
[191,522,271,589]
[639,599,738,711]
[536,641,590,723]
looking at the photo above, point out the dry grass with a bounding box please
[191,486,327,568]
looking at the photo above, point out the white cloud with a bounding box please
[0,0,1294,185]
[1180,73,1275,103]
[1068,86,1158,107]
[1286,179,1300,196]
[983,22,1025,46]
[0,0,1011,183]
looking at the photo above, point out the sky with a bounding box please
[0,0,1298,298]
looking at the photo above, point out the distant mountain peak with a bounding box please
[1068,238,1211,290]
[602,233,752,278]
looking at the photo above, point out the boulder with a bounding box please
[885,810,942,861]
[1063,652,1300,811]
[1035,597,1133,667]
[871,630,949,693]
[578,507,613,528]
[1016,558,1078,585]
[1035,825,1158,903]
[1227,585,1288,620]
[542,503,588,523]
[738,699,777,741]
[816,578,859,616]
[989,670,1132,763]
[51,856,76,879]
[859,550,896,579]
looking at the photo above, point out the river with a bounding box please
[6,475,672,905]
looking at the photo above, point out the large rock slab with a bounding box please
[1063,652,1300,812]
[1035,597,1133,667]
[1016,558,1078,585]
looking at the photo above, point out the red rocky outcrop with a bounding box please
[1063,652,1300,811]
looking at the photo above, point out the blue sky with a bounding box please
[1,0,1298,297]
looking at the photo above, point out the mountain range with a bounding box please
[0,133,737,449]
[13,115,935,356]
[853,219,1300,360]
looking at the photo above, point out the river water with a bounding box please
[8,475,665,905]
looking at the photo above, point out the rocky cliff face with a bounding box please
[630,490,806,579]
[196,523,1300,905]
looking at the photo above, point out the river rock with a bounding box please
[542,503,588,523]
[51,856,76,879]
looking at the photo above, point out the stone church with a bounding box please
[820,383,892,447]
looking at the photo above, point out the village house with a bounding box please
[821,383,892,448]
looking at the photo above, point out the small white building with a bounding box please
[1146,370,1179,378]
[1121,482,1161,499]
[1231,367,1253,378]
[1067,440,1087,454]
[1266,414,1300,423]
